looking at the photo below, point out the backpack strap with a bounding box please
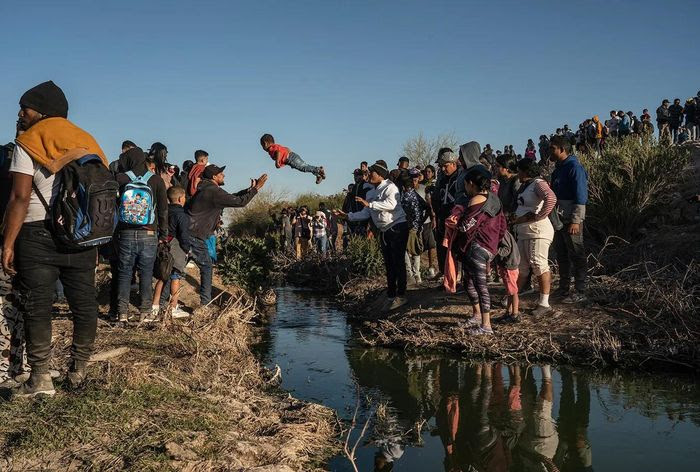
[125,170,136,182]
[32,181,52,214]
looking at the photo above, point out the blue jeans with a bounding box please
[191,237,213,305]
[315,235,328,254]
[117,230,157,315]
[287,152,321,176]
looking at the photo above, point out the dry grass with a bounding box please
[0,283,338,471]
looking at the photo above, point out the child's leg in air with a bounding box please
[287,152,325,180]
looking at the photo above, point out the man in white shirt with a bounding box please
[335,160,409,310]
[2,81,104,397]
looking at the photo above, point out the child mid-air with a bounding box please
[260,134,326,184]
[153,186,192,320]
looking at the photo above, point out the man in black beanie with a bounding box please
[18,80,69,122]
[2,81,102,397]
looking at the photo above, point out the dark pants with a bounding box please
[553,225,587,292]
[100,239,120,314]
[435,220,446,274]
[191,237,213,305]
[117,229,157,315]
[14,221,98,373]
[379,222,409,298]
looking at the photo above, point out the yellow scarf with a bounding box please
[15,117,108,174]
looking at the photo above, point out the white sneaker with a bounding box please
[186,261,196,269]
[151,305,160,316]
[171,306,190,319]
[427,268,437,279]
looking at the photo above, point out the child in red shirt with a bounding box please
[260,134,326,184]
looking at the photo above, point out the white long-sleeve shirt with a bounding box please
[347,179,406,231]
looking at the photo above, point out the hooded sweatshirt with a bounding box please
[454,142,482,206]
[455,191,507,256]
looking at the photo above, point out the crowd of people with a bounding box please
[0,79,697,398]
[0,81,267,396]
[279,91,699,339]
[321,137,586,337]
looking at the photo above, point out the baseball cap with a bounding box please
[398,156,409,163]
[203,165,226,179]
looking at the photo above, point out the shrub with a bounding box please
[343,236,384,278]
[578,138,691,240]
[219,236,279,293]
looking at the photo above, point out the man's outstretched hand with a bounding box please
[251,174,268,191]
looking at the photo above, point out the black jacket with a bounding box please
[656,105,670,123]
[432,170,458,222]
[669,104,684,125]
[168,203,192,253]
[186,179,258,239]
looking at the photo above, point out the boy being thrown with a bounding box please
[260,134,325,184]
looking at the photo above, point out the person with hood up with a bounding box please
[450,166,507,335]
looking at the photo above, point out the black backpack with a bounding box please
[35,154,119,249]
[154,241,174,281]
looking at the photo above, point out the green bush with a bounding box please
[578,138,690,240]
[219,236,279,293]
[343,236,385,278]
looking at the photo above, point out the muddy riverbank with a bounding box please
[281,223,700,372]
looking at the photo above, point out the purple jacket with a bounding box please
[456,192,507,255]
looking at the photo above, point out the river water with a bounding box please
[256,287,700,471]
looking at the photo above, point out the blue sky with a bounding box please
[2,0,698,195]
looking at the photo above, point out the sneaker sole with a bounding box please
[13,389,57,398]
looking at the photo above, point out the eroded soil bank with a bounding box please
[0,268,338,471]
[283,224,700,372]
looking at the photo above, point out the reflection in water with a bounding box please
[261,288,700,472]
[362,359,592,472]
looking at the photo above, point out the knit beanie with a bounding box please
[369,161,389,179]
[19,81,69,118]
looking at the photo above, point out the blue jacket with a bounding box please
[168,203,192,252]
[551,155,588,223]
